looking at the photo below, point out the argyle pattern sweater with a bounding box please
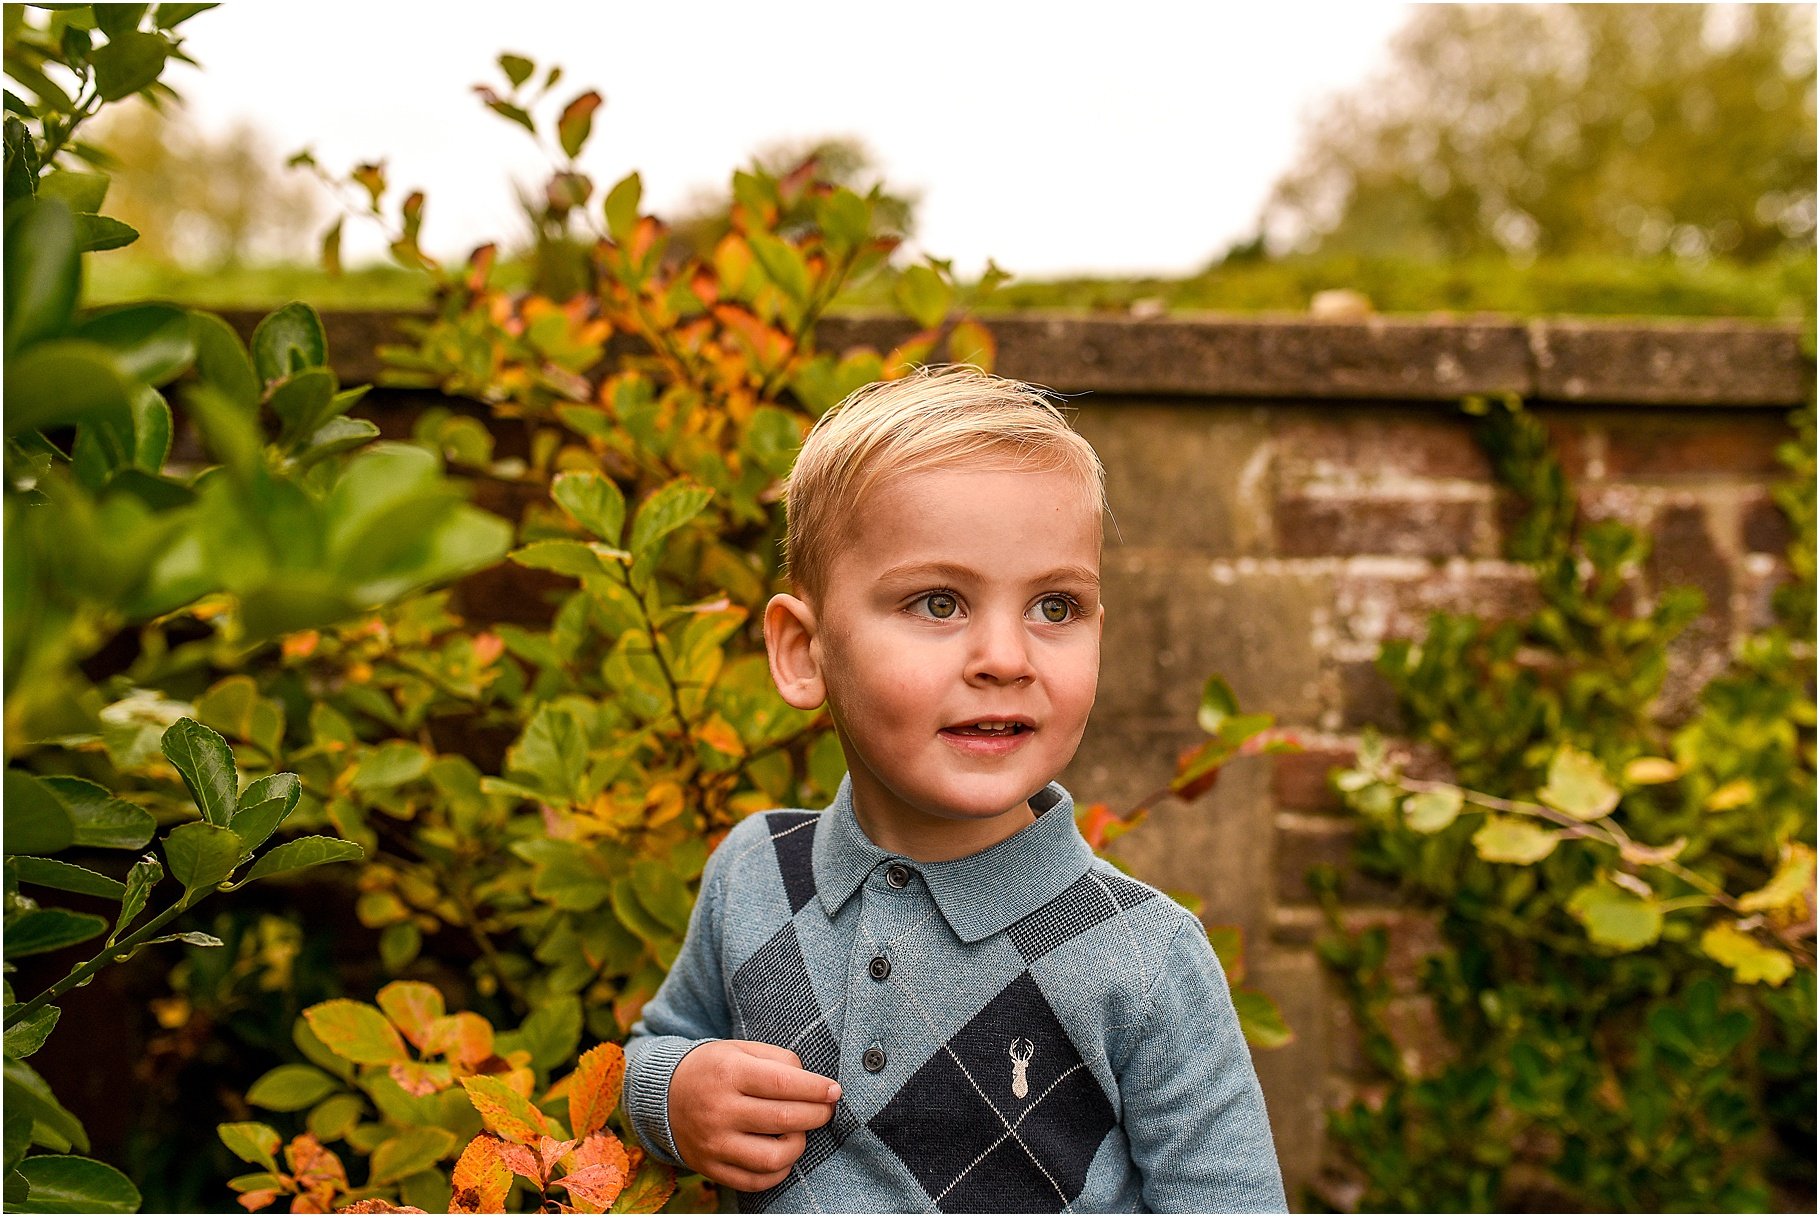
[622,778,1287,1213]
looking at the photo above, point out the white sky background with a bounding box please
[168,0,1414,278]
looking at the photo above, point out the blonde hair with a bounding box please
[783,365,1106,600]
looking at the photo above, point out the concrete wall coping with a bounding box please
[230,309,1814,409]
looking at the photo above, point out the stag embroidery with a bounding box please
[1009,1037,1035,1099]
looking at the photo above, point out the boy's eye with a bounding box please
[1036,594,1075,623]
[921,592,959,619]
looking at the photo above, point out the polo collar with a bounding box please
[810,776,1097,944]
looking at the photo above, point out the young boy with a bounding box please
[623,367,1286,1212]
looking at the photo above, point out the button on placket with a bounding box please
[862,1044,886,1072]
[868,954,891,981]
[885,863,912,889]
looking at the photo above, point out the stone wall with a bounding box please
[272,309,1812,1206]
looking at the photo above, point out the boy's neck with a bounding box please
[849,795,1040,864]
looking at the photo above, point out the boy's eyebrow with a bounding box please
[876,560,1100,589]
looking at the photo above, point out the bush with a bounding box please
[1314,395,1816,1211]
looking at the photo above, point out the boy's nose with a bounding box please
[965,616,1035,686]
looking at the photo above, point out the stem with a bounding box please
[446,879,528,1007]
[4,897,187,1030]
[37,86,100,167]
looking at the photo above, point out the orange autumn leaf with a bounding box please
[567,1043,627,1139]
[376,980,446,1050]
[460,1074,550,1145]
[448,1136,512,1214]
[336,1202,427,1214]
[426,1011,496,1070]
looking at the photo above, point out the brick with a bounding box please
[1742,491,1796,555]
[1332,562,1541,646]
[1739,556,1796,634]
[1273,817,1397,906]
[1336,659,1406,732]
[1603,412,1793,478]
[1271,747,1360,814]
[1277,494,1490,559]
[1275,414,1492,482]
[1650,504,1735,721]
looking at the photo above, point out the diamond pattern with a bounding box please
[1006,868,1156,963]
[766,811,819,914]
[869,971,1116,1212]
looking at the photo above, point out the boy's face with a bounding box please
[770,463,1103,853]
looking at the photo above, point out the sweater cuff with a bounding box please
[625,1036,718,1168]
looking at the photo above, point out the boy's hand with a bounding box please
[669,1040,842,1191]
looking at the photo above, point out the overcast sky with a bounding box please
[167,1,1414,278]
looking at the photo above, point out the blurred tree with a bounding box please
[85,97,320,267]
[1261,4,1816,262]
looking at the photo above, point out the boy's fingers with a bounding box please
[732,1096,838,1135]
[734,1045,842,1103]
[735,1041,802,1068]
[726,1130,805,1178]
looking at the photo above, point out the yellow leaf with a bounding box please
[1737,843,1816,918]
[460,1075,550,1145]
[1623,756,1681,785]
[1704,778,1756,812]
[1699,922,1795,986]
[376,980,446,1050]
[1537,745,1620,821]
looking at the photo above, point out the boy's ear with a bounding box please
[764,592,826,711]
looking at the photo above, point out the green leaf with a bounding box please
[294,416,379,467]
[94,5,148,39]
[267,367,335,444]
[510,539,626,578]
[250,301,327,383]
[305,1093,364,1142]
[8,858,125,900]
[5,1060,86,1153]
[2,771,74,856]
[1232,988,1293,1049]
[1402,787,1463,833]
[629,859,693,935]
[129,384,172,469]
[40,778,155,850]
[552,471,627,545]
[1537,744,1620,821]
[498,53,534,88]
[3,342,134,436]
[89,30,169,100]
[74,214,137,252]
[748,232,811,304]
[2,1007,59,1059]
[216,1122,281,1172]
[154,4,218,30]
[238,772,301,816]
[628,479,713,559]
[517,995,582,1073]
[227,796,291,856]
[4,1100,30,1178]
[188,311,258,411]
[11,1155,139,1212]
[556,91,602,160]
[351,742,430,791]
[894,262,952,330]
[237,836,363,886]
[4,196,79,358]
[1699,922,1795,986]
[1566,879,1663,950]
[510,839,611,912]
[159,718,237,827]
[109,856,161,945]
[163,821,243,898]
[1470,817,1559,864]
[368,1127,457,1187]
[246,1064,340,1112]
[2,910,106,958]
[1196,675,1240,735]
[603,172,641,243]
[36,171,108,214]
[508,704,589,803]
[303,999,408,1065]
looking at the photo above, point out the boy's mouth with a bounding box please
[941,719,1033,737]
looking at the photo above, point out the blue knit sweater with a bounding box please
[622,778,1287,1213]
